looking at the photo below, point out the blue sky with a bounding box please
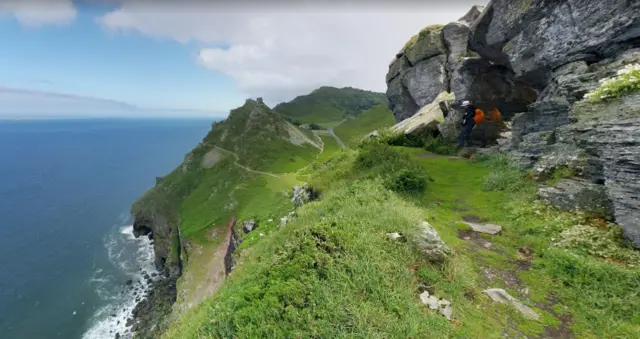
[0,1,481,118]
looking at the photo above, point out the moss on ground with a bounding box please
[402,24,444,53]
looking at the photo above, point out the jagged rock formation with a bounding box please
[389,1,640,245]
[386,5,536,124]
[470,0,640,246]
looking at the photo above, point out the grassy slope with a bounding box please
[164,142,640,338]
[132,99,331,318]
[333,104,396,146]
[274,86,387,126]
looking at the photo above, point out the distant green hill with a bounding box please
[333,104,396,146]
[274,86,387,126]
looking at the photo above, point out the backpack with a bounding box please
[489,108,501,121]
[474,108,485,125]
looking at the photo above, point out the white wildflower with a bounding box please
[617,68,630,76]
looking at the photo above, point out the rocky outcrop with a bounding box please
[224,217,241,275]
[470,0,640,88]
[468,1,640,246]
[414,221,450,263]
[539,179,614,220]
[386,5,537,123]
[388,1,640,245]
[403,55,448,107]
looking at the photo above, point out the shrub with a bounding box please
[355,142,429,194]
[475,154,532,192]
[386,168,427,193]
[309,123,322,130]
[423,136,457,156]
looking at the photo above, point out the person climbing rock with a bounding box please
[457,100,476,148]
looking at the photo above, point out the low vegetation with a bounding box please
[333,104,395,146]
[164,136,639,338]
[135,87,638,339]
[402,24,444,53]
[585,63,640,103]
[274,86,387,125]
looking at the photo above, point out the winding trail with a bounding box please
[213,146,280,178]
[327,127,345,149]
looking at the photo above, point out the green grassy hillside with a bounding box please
[163,138,640,338]
[133,94,639,339]
[274,86,387,126]
[333,104,396,146]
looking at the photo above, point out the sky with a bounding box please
[0,0,485,118]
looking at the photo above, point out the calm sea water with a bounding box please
[0,118,213,339]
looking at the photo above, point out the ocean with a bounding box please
[0,118,213,339]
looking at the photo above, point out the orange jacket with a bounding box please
[474,109,485,125]
[489,108,501,121]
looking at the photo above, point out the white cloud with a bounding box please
[0,87,224,118]
[99,1,484,104]
[0,0,77,27]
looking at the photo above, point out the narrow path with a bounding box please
[327,127,345,149]
[213,145,280,178]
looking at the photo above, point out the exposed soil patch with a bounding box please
[545,314,574,339]
[452,200,470,212]
[462,214,490,223]
[457,229,494,250]
[481,267,523,290]
[538,294,574,339]
[516,246,533,271]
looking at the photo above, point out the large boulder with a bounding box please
[539,179,614,220]
[470,0,640,88]
[386,72,420,122]
[403,25,446,65]
[403,55,448,107]
[414,221,450,263]
[458,5,485,24]
[443,22,472,68]
[390,91,454,137]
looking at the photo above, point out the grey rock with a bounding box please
[292,183,315,207]
[389,91,454,137]
[403,55,448,107]
[463,222,502,235]
[539,179,614,220]
[404,27,446,65]
[242,219,257,234]
[419,291,453,320]
[470,0,640,87]
[387,72,420,122]
[443,22,471,69]
[483,288,540,321]
[386,232,404,241]
[440,304,453,321]
[386,56,411,83]
[458,5,485,24]
[554,94,640,245]
[415,221,450,263]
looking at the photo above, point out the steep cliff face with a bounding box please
[471,0,640,246]
[386,5,537,123]
[388,1,640,246]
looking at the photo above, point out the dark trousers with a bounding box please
[457,122,475,148]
